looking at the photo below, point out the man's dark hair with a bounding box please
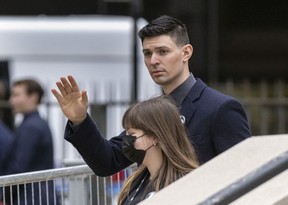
[13,79,44,104]
[138,15,190,46]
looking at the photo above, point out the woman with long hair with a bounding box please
[118,96,199,205]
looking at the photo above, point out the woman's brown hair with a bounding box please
[118,96,199,204]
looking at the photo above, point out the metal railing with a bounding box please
[2,149,288,205]
[0,165,133,205]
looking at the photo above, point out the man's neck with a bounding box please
[162,73,191,95]
[22,107,38,115]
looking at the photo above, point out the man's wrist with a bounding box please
[70,114,87,126]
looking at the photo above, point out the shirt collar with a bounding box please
[23,110,39,119]
[168,73,196,107]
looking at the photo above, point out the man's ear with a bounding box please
[29,93,39,105]
[182,44,193,63]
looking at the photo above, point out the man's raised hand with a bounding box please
[51,75,88,125]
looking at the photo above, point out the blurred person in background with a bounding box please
[4,79,59,205]
[0,80,13,176]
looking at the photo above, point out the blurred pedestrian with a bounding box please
[4,79,58,205]
[0,80,13,175]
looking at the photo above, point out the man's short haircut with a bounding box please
[13,79,44,104]
[138,15,190,46]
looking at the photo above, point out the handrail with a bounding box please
[0,165,93,186]
[197,150,288,205]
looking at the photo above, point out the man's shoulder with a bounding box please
[25,114,46,124]
[0,122,13,140]
[196,79,236,98]
[22,112,50,131]
[186,79,240,106]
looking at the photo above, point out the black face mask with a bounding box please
[122,134,153,164]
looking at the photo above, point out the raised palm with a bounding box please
[51,75,88,125]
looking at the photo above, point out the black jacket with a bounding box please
[65,79,251,176]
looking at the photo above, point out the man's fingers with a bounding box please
[51,88,63,104]
[60,77,73,94]
[82,90,88,105]
[55,81,68,96]
[67,75,80,93]
[52,75,82,106]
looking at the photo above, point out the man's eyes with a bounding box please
[143,52,152,57]
[143,50,168,56]
[159,50,168,55]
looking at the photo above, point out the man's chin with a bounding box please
[152,77,166,85]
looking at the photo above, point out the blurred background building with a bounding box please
[0,0,288,165]
[1,0,287,81]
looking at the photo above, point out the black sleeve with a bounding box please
[65,114,133,176]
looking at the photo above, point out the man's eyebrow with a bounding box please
[142,48,150,52]
[142,46,170,52]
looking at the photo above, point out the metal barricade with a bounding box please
[0,165,133,205]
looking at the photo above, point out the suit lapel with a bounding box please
[180,79,207,127]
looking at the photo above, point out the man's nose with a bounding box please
[150,53,159,65]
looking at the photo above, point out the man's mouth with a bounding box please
[152,70,164,77]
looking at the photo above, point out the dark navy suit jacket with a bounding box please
[0,122,13,175]
[4,111,58,205]
[5,111,54,174]
[65,79,251,176]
